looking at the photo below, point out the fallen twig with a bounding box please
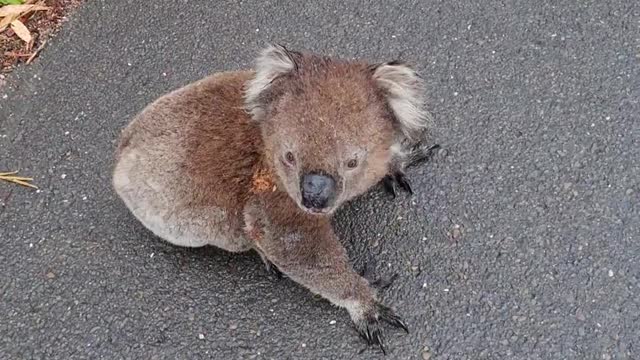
[25,37,45,63]
[4,51,32,57]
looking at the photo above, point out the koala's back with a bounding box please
[113,71,260,251]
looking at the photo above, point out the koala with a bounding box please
[112,44,432,353]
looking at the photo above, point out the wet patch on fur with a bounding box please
[251,167,278,193]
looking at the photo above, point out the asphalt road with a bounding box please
[1,1,638,359]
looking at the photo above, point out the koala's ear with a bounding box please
[244,44,298,120]
[371,61,432,141]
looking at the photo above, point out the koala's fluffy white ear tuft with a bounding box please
[244,44,297,120]
[372,62,432,141]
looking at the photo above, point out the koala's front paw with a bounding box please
[353,302,409,354]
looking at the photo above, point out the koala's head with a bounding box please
[244,44,431,215]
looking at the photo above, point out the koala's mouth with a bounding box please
[297,196,337,215]
[300,204,333,215]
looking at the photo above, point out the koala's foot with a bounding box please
[258,252,283,279]
[353,302,409,354]
[384,143,441,198]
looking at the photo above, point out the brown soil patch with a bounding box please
[1,0,83,75]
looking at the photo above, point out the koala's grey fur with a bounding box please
[113,44,432,353]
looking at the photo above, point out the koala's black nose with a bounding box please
[301,172,336,211]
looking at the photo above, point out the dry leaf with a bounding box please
[0,171,38,189]
[0,4,48,32]
[0,4,48,17]
[10,19,32,43]
[0,13,17,32]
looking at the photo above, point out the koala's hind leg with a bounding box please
[113,150,251,252]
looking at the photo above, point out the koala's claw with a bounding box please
[382,175,398,198]
[355,303,409,355]
[259,254,283,279]
[394,173,413,195]
[383,143,441,198]
[383,173,412,197]
[265,262,283,279]
[378,305,409,333]
[407,143,441,168]
[357,316,386,354]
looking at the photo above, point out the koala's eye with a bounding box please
[346,159,358,169]
[285,151,296,165]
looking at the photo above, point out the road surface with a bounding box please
[1,1,638,359]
